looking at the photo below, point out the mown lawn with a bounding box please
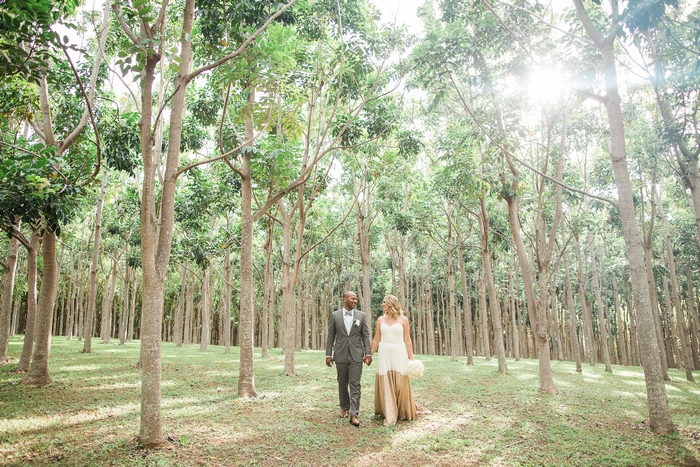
[1,336,699,466]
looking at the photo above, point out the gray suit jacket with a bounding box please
[325,308,371,364]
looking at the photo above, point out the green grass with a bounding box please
[1,336,699,466]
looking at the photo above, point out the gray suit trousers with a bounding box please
[336,360,364,416]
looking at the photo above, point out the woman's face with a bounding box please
[381,299,389,314]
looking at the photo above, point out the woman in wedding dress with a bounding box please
[370,294,417,426]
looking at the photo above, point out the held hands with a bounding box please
[326,356,372,366]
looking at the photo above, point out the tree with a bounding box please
[110,0,299,444]
[0,0,111,383]
[572,0,675,434]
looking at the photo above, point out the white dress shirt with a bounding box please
[343,308,354,334]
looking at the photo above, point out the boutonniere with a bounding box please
[353,319,360,327]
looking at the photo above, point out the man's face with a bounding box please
[344,292,358,310]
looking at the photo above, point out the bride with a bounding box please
[370,294,422,426]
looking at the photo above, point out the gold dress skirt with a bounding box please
[374,322,416,426]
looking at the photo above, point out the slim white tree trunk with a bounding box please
[84,170,109,353]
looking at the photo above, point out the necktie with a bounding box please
[345,310,353,317]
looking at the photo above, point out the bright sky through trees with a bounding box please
[374,0,425,34]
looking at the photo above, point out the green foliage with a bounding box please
[101,111,140,175]
[0,0,80,82]
[397,130,423,158]
[622,0,679,34]
[0,143,84,235]
[188,85,224,127]
[431,123,482,203]
[195,0,298,63]
[180,116,208,152]
[0,76,38,126]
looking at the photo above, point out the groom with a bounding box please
[326,291,372,427]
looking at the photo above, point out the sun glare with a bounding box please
[526,67,569,103]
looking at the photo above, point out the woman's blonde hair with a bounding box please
[383,295,404,319]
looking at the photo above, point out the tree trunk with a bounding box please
[129,263,137,342]
[575,236,596,366]
[174,267,186,346]
[478,273,491,360]
[184,266,193,344]
[100,260,117,344]
[0,219,21,362]
[612,275,629,366]
[22,230,58,385]
[279,199,297,375]
[200,268,211,350]
[17,228,41,371]
[357,173,373,323]
[479,198,506,373]
[564,253,582,372]
[83,170,109,353]
[573,0,675,433]
[223,217,232,354]
[590,238,612,372]
[641,191,670,378]
[549,283,564,361]
[658,190,694,380]
[238,87,258,397]
[425,246,435,356]
[686,265,700,370]
[504,193,557,393]
[455,209,474,364]
[118,270,128,345]
[446,205,459,361]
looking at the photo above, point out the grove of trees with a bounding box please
[2,0,698,446]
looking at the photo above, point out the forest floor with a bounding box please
[1,337,699,467]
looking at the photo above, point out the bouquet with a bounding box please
[405,359,424,378]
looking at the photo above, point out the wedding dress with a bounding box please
[373,322,416,426]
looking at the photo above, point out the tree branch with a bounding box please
[112,3,139,45]
[447,72,617,207]
[60,44,101,182]
[186,0,299,83]
[10,225,31,250]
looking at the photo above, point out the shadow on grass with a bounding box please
[2,337,700,466]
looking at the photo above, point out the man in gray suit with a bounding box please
[326,291,372,427]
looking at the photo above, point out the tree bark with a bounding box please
[223,220,232,354]
[22,230,58,385]
[612,275,628,366]
[237,87,258,397]
[426,245,436,356]
[590,238,612,372]
[455,208,474,364]
[279,198,297,375]
[504,191,557,393]
[478,198,506,373]
[100,260,117,344]
[17,228,41,371]
[564,253,582,372]
[83,170,109,353]
[200,268,211,350]
[658,194,694,380]
[174,266,186,346]
[446,204,459,361]
[0,219,21,362]
[478,273,491,360]
[686,265,700,370]
[575,236,596,366]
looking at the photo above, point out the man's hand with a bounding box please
[326,356,334,367]
[363,355,372,366]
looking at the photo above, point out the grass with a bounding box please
[1,336,699,467]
